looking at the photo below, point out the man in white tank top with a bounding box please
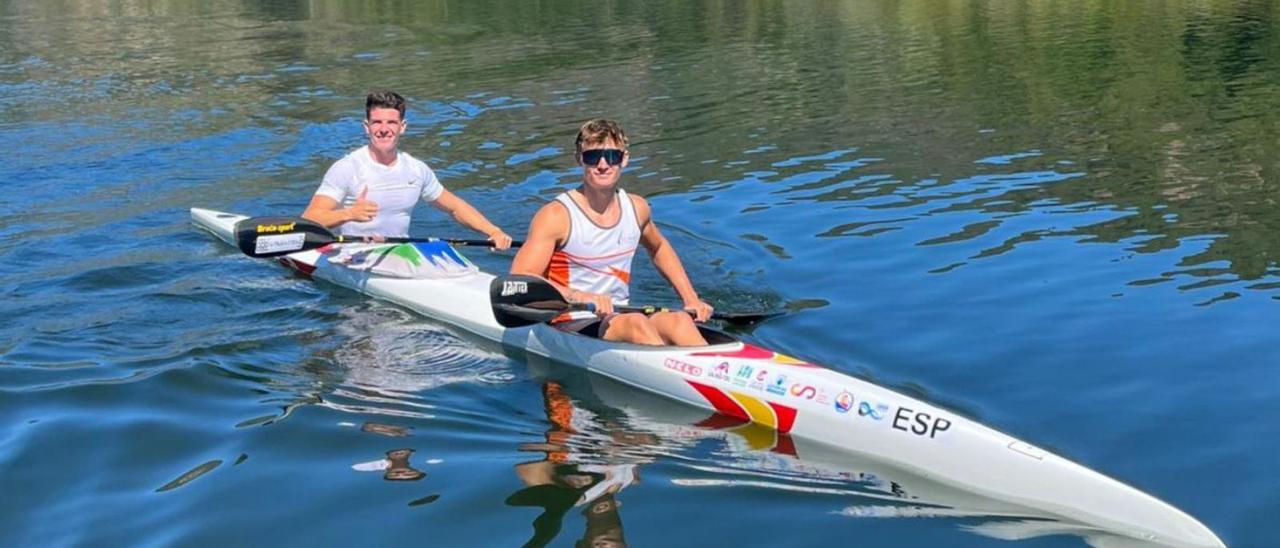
[301,90,512,248]
[511,119,712,346]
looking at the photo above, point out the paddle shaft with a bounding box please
[343,236,523,248]
[585,303,780,322]
[235,215,522,258]
[490,274,783,327]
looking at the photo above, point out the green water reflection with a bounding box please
[4,0,1276,295]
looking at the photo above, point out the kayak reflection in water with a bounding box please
[506,382,653,548]
[510,119,711,346]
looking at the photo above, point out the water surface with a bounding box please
[1,1,1276,546]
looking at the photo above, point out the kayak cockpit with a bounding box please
[553,319,738,347]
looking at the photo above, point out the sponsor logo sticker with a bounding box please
[767,373,788,396]
[500,280,528,296]
[834,391,854,413]
[664,358,703,377]
[858,401,889,420]
[254,232,306,254]
[732,365,752,387]
[256,222,296,234]
[814,387,830,405]
[788,383,817,400]
[708,361,731,381]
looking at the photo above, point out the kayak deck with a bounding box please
[191,207,1223,548]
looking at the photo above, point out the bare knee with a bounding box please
[652,311,707,346]
[651,311,693,331]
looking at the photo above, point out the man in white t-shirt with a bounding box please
[302,90,512,249]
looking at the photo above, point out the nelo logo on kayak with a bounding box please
[500,280,528,296]
[663,358,702,377]
[256,222,296,234]
[892,406,952,439]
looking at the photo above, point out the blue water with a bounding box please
[1,1,1276,546]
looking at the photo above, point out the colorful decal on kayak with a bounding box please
[767,373,788,396]
[858,401,889,420]
[834,391,854,413]
[414,241,474,270]
[326,242,476,279]
[788,382,818,400]
[690,343,821,368]
[732,391,778,429]
[767,401,798,434]
[687,380,796,433]
[708,361,731,381]
[692,415,797,456]
[688,380,748,422]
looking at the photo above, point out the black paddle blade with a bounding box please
[490,274,571,328]
[234,216,337,258]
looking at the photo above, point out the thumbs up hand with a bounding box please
[347,186,379,222]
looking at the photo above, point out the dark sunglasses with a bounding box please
[580,148,625,166]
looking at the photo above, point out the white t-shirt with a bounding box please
[314,146,444,237]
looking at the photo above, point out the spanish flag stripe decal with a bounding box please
[767,402,798,433]
[728,391,777,429]
[773,353,808,365]
[687,381,748,421]
[688,381,799,435]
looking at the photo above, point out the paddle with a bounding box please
[232,216,522,258]
[489,274,785,328]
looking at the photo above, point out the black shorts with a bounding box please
[552,315,612,338]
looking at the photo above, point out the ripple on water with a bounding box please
[316,304,514,419]
[189,295,521,432]
[0,244,338,395]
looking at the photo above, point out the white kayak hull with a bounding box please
[191,207,1222,548]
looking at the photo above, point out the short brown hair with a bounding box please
[366,90,406,120]
[575,119,628,152]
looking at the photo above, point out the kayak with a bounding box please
[191,207,1223,547]
[571,368,1179,544]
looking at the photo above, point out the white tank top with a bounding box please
[546,189,641,311]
